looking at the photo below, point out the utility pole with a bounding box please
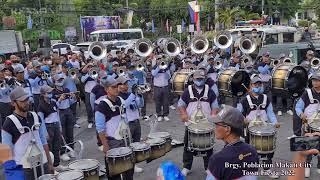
[262,0,265,15]
[215,0,219,31]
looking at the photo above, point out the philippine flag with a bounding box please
[188,1,200,32]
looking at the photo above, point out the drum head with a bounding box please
[148,132,171,139]
[39,174,56,180]
[231,70,250,97]
[68,159,99,171]
[107,147,132,157]
[57,170,84,180]
[130,142,150,151]
[146,138,165,145]
[188,122,214,133]
[249,124,275,135]
[287,66,308,96]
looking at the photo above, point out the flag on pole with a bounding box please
[27,15,32,29]
[188,1,200,33]
[166,19,169,32]
[151,19,155,33]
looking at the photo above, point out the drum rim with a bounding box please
[107,147,133,157]
[187,124,214,133]
[148,132,171,139]
[130,142,151,151]
[68,159,100,171]
[56,170,84,178]
[146,137,166,146]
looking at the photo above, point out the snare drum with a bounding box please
[171,70,193,95]
[187,123,214,152]
[68,159,100,180]
[248,124,277,154]
[38,174,56,180]
[309,121,320,132]
[217,68,250,97]
[146,138,166,160]
[56,170,84,180]
[106,147,134,176]
[130,142,151,163]
[148,132,172,152]
[271,63,308,97]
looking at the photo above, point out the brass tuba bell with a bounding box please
[164,38,181,57]
[214,59,224,70]
[68,68,79,79]
[283,58,292,64]
[117,66,127,76]
[88,42,107,60]
[190,35,209,54]
[311,58,320,69]
[239,37,257,54]
[135,38,154,57]
[240,55,253,68]
[213,31,233,49]
[270,59,280,67]
[89,67,100,79]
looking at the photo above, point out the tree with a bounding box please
[217,7,240,29]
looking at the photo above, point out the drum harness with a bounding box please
[303,89,320,133]
[8,112,45,179]
[188,84,209,124]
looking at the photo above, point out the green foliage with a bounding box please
[298,19,309,27]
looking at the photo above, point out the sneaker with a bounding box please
[277,111,282,116]
[157,116,163,122]
[143,116,150,121]
[87,123,93,129]
[287,110,293,116]
[98,145,104,152]
[169,105,176,110]
[60,153,70,162]
[287,134,297,140]
[134,165,143,173]
[54,165,68,172]
[74,124,81,128]
[305,167,311,177]
[163,116,170,121]
[68,151,76,158]
[181,168,190,176]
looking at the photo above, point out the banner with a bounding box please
[80,16,120,41]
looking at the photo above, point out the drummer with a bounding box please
[177,70,219,176]
[295,72,320,177]
[95,76,134,179]
[237,74,280,179]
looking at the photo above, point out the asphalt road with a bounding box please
[67,96,319,180]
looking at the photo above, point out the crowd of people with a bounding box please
[0,33,320,180]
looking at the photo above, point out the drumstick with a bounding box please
[241,83,249,91]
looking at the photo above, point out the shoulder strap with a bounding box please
[203,84,209,99]
[8,115,25,134]
[246,95,255,109]
[101,98,116,112]
[262,94,267,108]
[188,85,195,99]
[118,96,125,105]
[307,88,315,104]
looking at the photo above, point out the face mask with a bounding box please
[252,87,264,94]
[55,79,65,87]
[194,79,205,87]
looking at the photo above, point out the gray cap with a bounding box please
[10,87,30,101]
[101,76,119,87]
[250,75,262,83]
[279,53,286,59]
[112,61,119,66]
[307,50,315,56]
[32,60,42,67]
[213,105,244,130]
[40,85,54,94]
[193,70,205,79]
[117,75,129,84]
[14,66,24,74]
[0,64,5,71]
[311,71,320,80]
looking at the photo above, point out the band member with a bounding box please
[0,64,14,142]
[118,76,144,173]
[177,70,219,176]
[295,72,320,177]
[233,30,244,53]
[151,57,171,122]
[81,63,97,128]
[95,76,134,180]
[257,52,272,97]
[38,85,66,171]
[207,106,259,179]
[229,52,241,70]
[2,87,53,179]
[237,75,280,179]
[52,73,77,161]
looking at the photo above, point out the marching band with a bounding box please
[1,30,320,180]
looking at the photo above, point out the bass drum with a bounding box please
[271,63,308,97]
[217,68,250,97]
[171,69,193,95]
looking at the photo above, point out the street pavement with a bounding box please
[68,96,319,180]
